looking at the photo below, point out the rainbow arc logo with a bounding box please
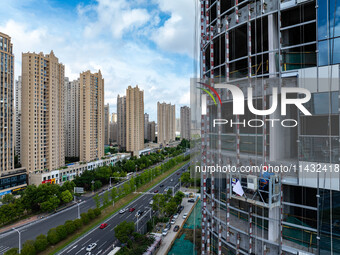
[197,82,222,115]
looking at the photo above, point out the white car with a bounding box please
[86,243,97,251]
[162,229,168,236]
[170,219,176,224]
[119,208,127,214]
[149,200,153,205]
[173,213,179,219]
[183,213,188,219]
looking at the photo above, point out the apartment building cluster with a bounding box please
[0,30,192,196]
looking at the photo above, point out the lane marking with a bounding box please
[99,241,107,249]
[66,245,78,253]
[75,247,85,255]
[83,238,91,246]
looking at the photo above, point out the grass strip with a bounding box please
[44,159,189,255]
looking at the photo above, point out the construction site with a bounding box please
[193,0,340,254]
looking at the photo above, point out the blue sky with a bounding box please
[0,0,198,120]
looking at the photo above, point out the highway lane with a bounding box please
[0,157,180,254]
[57,163,189,255]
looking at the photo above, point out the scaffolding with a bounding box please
[198,0,340,254]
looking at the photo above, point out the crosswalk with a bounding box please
[0,245,11,255]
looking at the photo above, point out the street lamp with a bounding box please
[13,228,21,254]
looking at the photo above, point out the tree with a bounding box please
[81,213,90,224]
[21,240,36,255]
[47,228,60,245]
[93,193,100,208]
[1,194,15,204]
[64,220,76,234]
[94,180,102,190]
[60,190,73,204]
[61,181,75,193]
[110,187,117,201]
[94,208,101,217]
[180,172,191,184]
[40,196,60,212]
[164,200,177,216]
[87,209,95,220]
[114,221,135,243]
[34,234,48,252]
[4,248,18,255]
[103,191,110,206]
[56,225,68,240]
[174,191,185,205]
[74,218,83,230]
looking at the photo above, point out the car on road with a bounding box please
[166,223,171,230]
[162,229,168,236]
[119,208,127,214]
[154,189,159,193]
[188,199,195,203]
[177,205,184,213]
[173,225,180,232]
[170,178,173,182]
[173,213,179,219]
[164,187,169,192]
[136,210,144,217]
[170,219,176,224]
[86,243,97,251]
[183,213,188,219]
[177,173,180,175]
[99,223,108,229]
[149,200,153,205]
[160,184,164,188]
[129,207,135,212]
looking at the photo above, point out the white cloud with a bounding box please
[80,0,151,39]
[151,0,199,58]
[0,0,192,121]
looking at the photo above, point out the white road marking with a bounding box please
[83,238,91,246]
[99,241,107,249]
[75,247,85,255]
[96,250,102,255]
[67,245,78,253]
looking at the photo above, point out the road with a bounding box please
[56,163,189,255]
[0,155,186,255]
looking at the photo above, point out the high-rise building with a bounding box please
[157,102,175,145]
[175,118,181,133]
[22,51,65,173]
[180,106,190,140]
[0,32,14,172]
[144,113,149,140]
[110,112,117,123]
[109,112,117,144]
[147,121,155,143]
[117,95,126,150]
[79,70,104,162]
[126,85,144,155]
[15,76,22,164]
[109,122,117,144]
[64,77,80,158]
[198,1,340,254]
[104,103,110,145]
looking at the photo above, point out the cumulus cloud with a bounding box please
[151,0,199,58]
[79,0,151,39]
[0,0,194,120]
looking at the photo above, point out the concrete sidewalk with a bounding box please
[156,198,196,255]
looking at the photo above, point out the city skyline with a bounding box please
[0,0,197,121]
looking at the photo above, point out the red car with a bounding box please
[99,223,108,229]
[154,190,159,193]
[177,173,180,175]
[129,207,135,212]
